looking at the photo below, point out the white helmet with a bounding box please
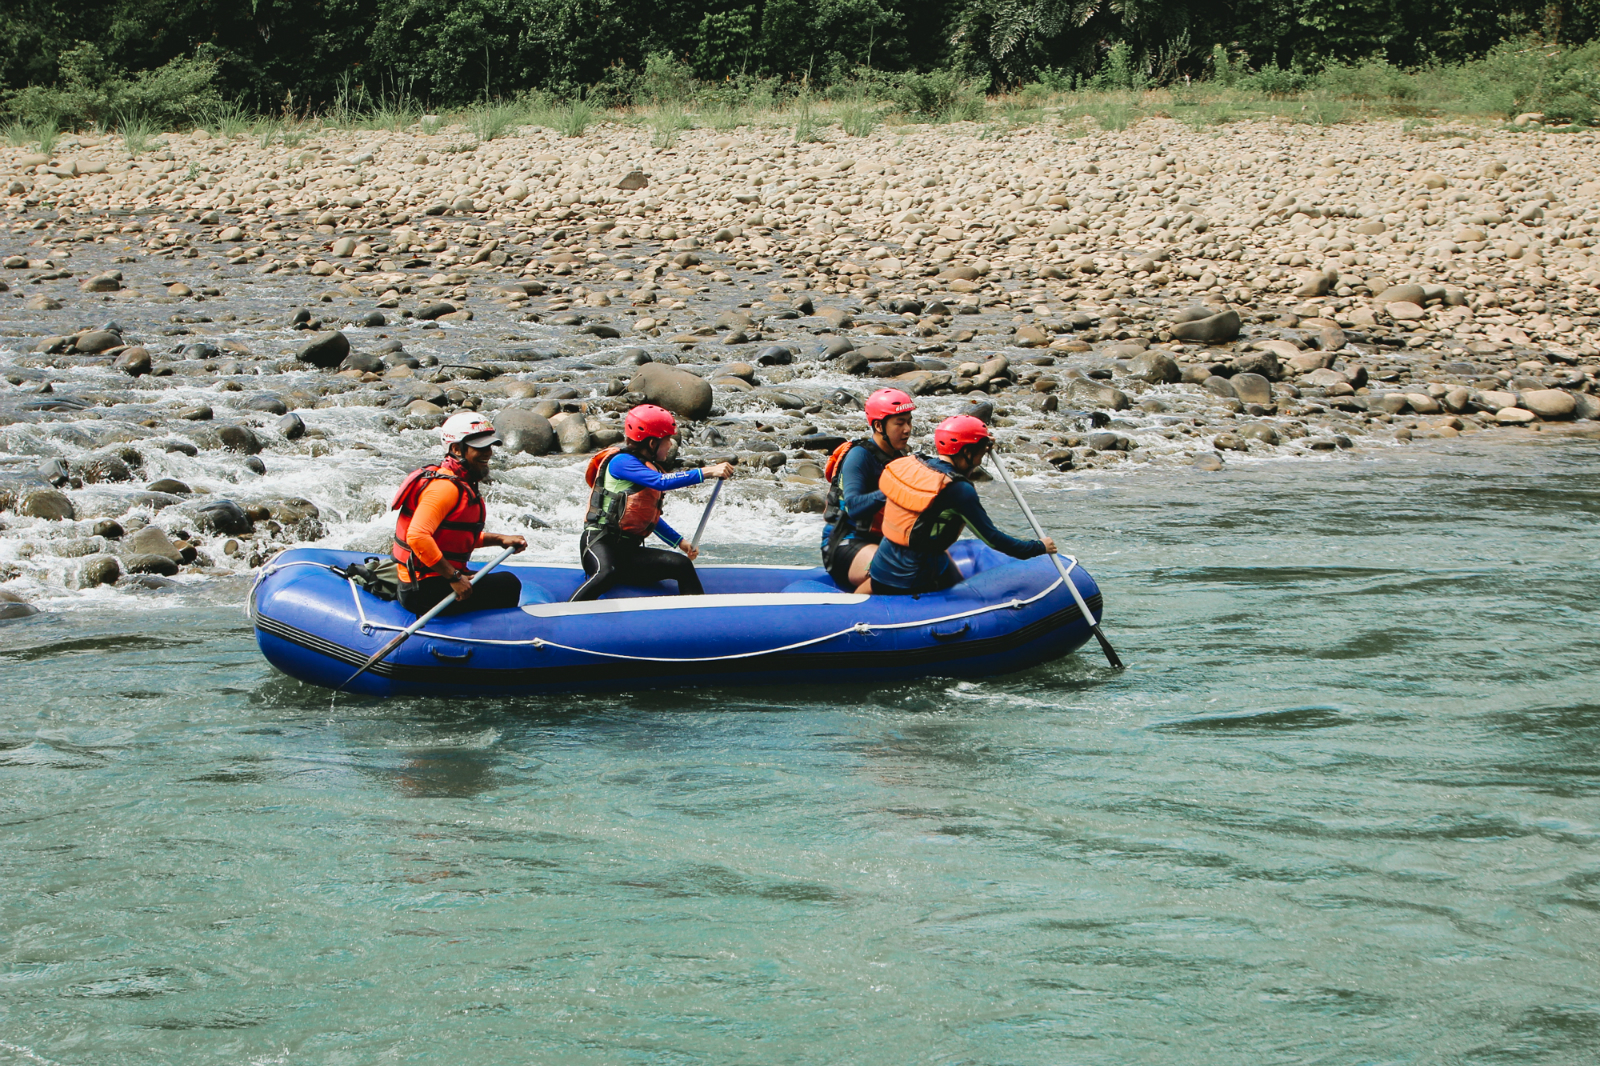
[440,412,502,448]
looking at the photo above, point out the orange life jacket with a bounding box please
[391,462,486,585]
[879,455,961,549]
[583,446,664,539]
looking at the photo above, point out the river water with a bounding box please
[3,434,1599,1065]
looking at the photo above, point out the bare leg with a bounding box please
[853,577,873,595]
[846,543,876,587]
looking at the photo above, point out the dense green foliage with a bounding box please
[4,0,1600,122]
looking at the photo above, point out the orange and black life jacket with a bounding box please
[583,446,664,541]
[391,460,486,586]
[879,454,968,553]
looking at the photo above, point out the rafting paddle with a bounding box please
[336,545,518,692]
[989,451,1125,671]
[689,476,724,552]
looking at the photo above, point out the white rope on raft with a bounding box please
[335,556,1090,664]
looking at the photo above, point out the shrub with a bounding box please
[1,43,220,130]
[882,68,984,122]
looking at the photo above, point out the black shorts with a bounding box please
[825,538,874,590]
[398,571,522,615]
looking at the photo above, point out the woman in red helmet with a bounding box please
[819,387,916,589]
[570,404,735,602]
[863,414,1055,595]
[391,412,527,615]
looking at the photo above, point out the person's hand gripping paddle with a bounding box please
[989,451,1124,670]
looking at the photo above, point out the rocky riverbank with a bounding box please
[3,115,1599,607]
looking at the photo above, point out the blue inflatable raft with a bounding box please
[249,540,1106,697]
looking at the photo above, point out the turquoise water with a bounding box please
[4,436,1599,1065]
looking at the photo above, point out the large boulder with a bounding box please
[1171,309,1242,344]
[497,407,556,456]
[19,488,75,521]
[629,363,714,421]
[1129,350,1180,384]
[1065,378,1130,410]
[1229,373,1274,405]
[296,331,350,369]
[548,411,592,454]
[1521,389,1576,420]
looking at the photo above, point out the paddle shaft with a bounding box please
[989,452,1125,671]
[689,476,724,551]
[338,545,518,691]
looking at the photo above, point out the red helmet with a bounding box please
[934,414,992,456]
[864,388,916,424]
[624,404,677,442]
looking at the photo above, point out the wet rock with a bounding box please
[548,411,593,454]
[756,345,793,366]
[128,525,182,561]
[75,330,121,353]
[1229,373,1273,405]
[19,488,75,520]
[1203,375,1238,399]
[113,347,152,376]
[1238,423,1281,445]
[416,301,456,320]
[1231,350,1282,380]
[784,490,828,514]
[1129,351,1180,384]
[125,553,180,576]
[340,350,385,373]
[80,554,121,586]
[216,425,263,454]
[1496,407,1537,425]
[179,404,214,421]
[195,499,253,535]
[37,458,70,487]
[630,363,714,421]
[1170,309,1242,344]
[1192,452,1224,471]
[1574,393,1600,421]
[1521,389,1576,420]
[93,519,124,539]
[498,407,556,456]
[146,478,193,495]
[241,394,289,415]
[0,597,40,621]
[1065,378,1129,410]
[296,331,351,369]
[276,412,306,440]
[821,337,855,358]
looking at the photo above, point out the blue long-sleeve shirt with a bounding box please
[606,453,704,547]
[869,456,1045,591]
[819,444,889,548]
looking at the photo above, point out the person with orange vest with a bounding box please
[862,414,1056,596]
[819,388,916,589]
[570,404,735,602]
[391,412,528,615]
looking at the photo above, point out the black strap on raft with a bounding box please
[340,557,401,601]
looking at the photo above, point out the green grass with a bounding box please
[837,98,878,137]
[468,103,524,141]
[119,113,162,155]
[649,103,692,148]
[203,102,252,139]
[34,120,59,155]
[554,99,596,137]
[2,120,29,147]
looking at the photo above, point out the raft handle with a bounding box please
[427,643,475,664]
[930,622,971,641]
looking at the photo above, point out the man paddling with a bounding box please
[391,413,526,615]
[862,415,1055,595]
